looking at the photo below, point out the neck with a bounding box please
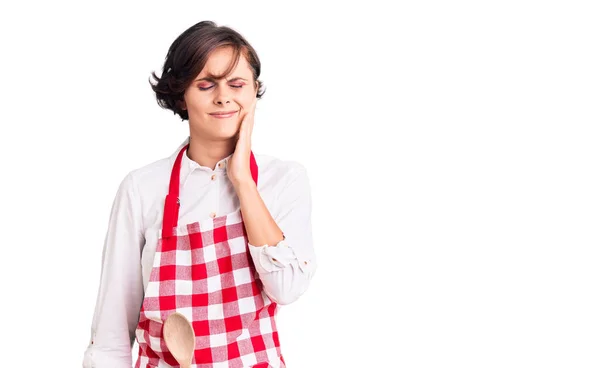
[186,132,235,170]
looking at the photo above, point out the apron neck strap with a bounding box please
[162,144,259,238]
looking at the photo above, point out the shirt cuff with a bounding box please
[248,238,312,274]
[82,343,132,368]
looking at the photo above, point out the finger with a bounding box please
[245,98,258,120]
[242,100,256,133]
[239,101,253,130]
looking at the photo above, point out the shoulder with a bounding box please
[254,153,310,197]
[255,153,308,179]
[129,157,172,185]
[123,138,189,192]
[116,156,173,202]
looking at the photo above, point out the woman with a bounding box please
[83,21,317,368]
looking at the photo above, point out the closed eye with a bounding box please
[199,84,244,91]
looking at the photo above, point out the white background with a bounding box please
[0,1,599,367]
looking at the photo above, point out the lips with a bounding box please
[209,110,238,118]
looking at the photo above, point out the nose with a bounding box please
[214,92,231,106]
[215,98,230,105]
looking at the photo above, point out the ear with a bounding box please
[177,99,187,110]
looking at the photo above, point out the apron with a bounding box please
[134,144,286,368]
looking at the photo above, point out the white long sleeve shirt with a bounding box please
[82,137,317,368]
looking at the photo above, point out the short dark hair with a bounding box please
[150,21,265,120]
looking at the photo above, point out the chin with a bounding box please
[194,118,241,139]
[212,126,241,140]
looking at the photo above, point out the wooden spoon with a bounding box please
[164,312,195,368]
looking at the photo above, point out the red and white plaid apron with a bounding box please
[134,144,285,368]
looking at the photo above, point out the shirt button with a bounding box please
[218,162,224,168]
[210,212,216,218]
[211,174,216,181]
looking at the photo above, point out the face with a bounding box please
[182,46,258,141]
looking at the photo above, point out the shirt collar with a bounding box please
[169,136,231,173]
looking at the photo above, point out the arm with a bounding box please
[235,163,317,305]
[82,172,145,368]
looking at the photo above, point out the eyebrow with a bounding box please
[195,76,248,83]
